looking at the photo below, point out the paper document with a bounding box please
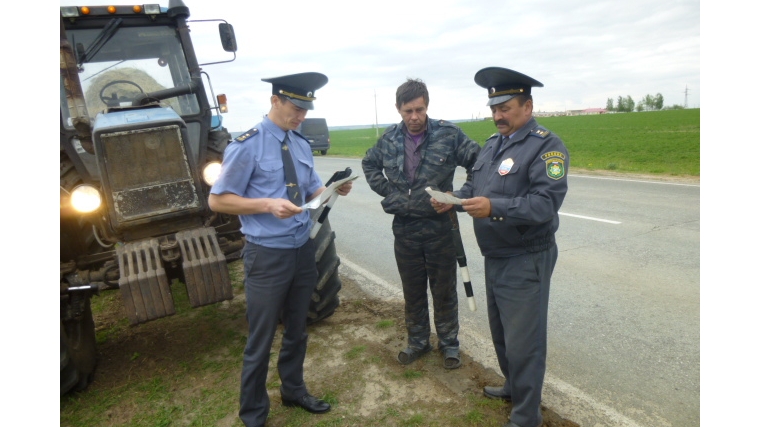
[425,187,463,205]
[301,175,360,209]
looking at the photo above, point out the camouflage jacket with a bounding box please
[362,118,481,218]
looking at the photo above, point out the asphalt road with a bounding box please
[313,156,700,427]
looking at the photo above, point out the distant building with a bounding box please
[566,108,607,116]
[534,111,566,117]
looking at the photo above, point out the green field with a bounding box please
[327,109,700,177]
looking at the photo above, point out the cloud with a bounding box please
[59,0,700,130]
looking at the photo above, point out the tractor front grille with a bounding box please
[100,124,200,224]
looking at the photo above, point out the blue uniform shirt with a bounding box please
[211,116,323,249]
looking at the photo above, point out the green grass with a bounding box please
[402,369,424,379]
[344,345,366,360]
[401,414,426,426]
[63,268,248,427]
[464,409,485,422]
[328,108,700,177]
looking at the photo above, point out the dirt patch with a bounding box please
[61,261,579,427]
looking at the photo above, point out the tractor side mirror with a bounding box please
[219,23,237,53]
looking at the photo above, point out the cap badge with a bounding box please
[278,89,316,101]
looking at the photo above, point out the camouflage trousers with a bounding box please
[392,215,459,352]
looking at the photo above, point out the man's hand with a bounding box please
[269,199,303,219]
[430,197,454,214]
[336,180,353,196]
[461,197,491,218]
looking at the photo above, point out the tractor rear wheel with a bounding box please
[307,214,342,324]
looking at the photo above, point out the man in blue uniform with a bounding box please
[208,72,352,427]
[432,67,569,427]
[362,78,481,369]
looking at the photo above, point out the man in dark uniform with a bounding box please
[362,78,481,369]
[208,72,352,427]
[432,67,569,427]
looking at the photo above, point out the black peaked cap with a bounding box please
[474,67,543,106]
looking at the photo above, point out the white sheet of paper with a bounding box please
[301,175,360,209]
[425,187,463,205]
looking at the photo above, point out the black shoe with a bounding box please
[483,385,512,401]
[397,344,433,365]
[282,393,331,414]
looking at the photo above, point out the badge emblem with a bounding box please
[498,158,514,176]
[546,159,565,180]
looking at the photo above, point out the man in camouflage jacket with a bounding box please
[362,78,481,369]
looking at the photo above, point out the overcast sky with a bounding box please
[59,0,700,131]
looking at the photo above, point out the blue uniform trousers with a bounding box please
[238,240,317,427]
[485,243,557,427]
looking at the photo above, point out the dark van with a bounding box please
[297,118,330,155]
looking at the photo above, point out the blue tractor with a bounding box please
[60,0,342,395]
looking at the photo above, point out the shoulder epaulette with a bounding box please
[486,132,500,141]
[437,119,456,128]
[234,127,260,142]
[530,127,551,138]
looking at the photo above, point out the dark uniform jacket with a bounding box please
[455,117,569,257]
[362,118,481,218]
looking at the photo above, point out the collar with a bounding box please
[509,117,538,141]
[400,116,431,137]
[261,116,288,143]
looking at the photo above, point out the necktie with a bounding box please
[280,133,302,205]
[493,136,505,160]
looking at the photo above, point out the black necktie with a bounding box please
[280,133,301,205]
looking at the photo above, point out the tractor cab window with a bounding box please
[61,25,200,126]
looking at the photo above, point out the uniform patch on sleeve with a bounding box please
[546,159,565,180]
[541,151,566,161]
[541,151,566,180]
[235,127,259,142]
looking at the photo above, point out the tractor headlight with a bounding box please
[70,185,102,213]
[202,161,222,186]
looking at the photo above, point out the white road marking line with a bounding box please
[559,212,621,224]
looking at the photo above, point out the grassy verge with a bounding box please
[328,109,699,177]
[60,261,578,427]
